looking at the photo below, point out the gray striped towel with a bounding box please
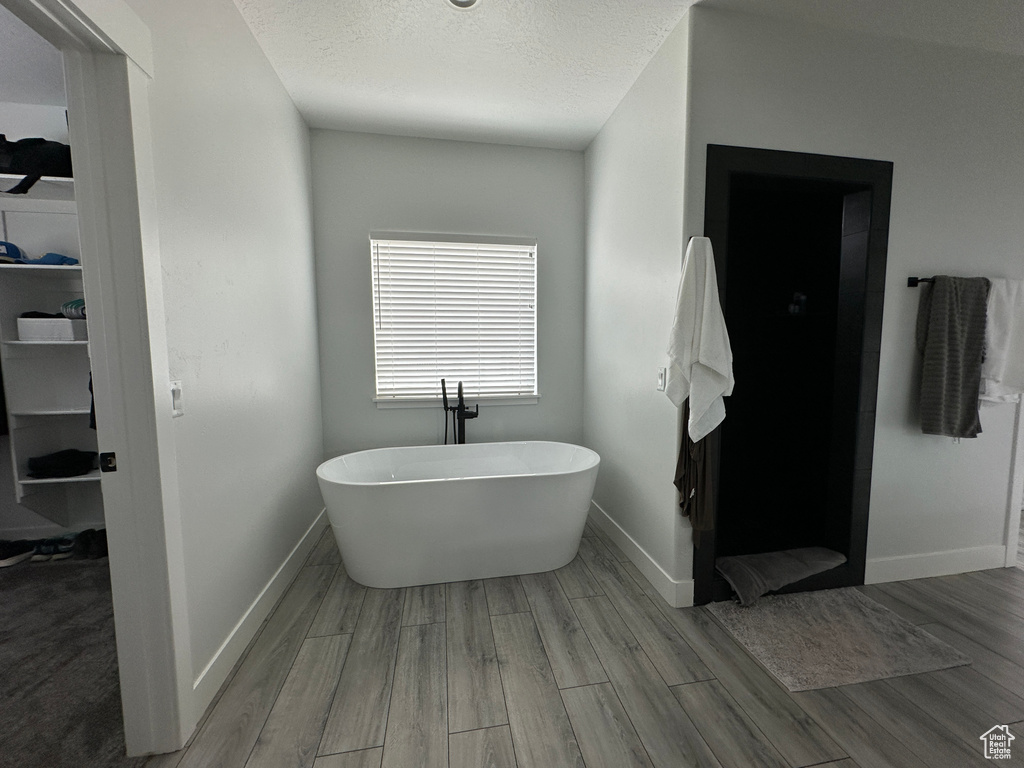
[915,275,990,438]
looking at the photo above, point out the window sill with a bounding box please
[374,395,540,409]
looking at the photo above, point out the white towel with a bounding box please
[981,277,1024,403]
[666,237,734,441]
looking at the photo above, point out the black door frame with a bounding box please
[694,144,893,604]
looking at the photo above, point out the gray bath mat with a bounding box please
[715,546,847,605]
[707,587,971,691]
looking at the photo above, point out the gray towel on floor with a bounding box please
[715,547,847,606]
[915,275,990,438]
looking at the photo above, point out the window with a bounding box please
[370,233,538,402]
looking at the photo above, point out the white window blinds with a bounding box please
[370,234,538,401]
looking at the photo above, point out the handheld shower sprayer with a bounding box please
[441,378,452,444]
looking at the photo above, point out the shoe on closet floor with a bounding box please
[51,533,77,560]
[0,540,35,568]
[30,538,55,561]
[88,529,108,559]
[73,529,95,559]
[30,533,78,561]
[73,528,107,559]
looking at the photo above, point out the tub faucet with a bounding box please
[455,381,478,444]
[441,379,479,444]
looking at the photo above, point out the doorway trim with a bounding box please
[694,144,894,605]
[2,0,193,755]
[1003,400,1024,567]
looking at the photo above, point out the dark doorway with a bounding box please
[694,145,893,605]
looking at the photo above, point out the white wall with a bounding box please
[312,131,585,455]
[0,1,66,107]
[123,0,324,703]
[683,7,1024,580]
[0,102,68,142]
[583,16,694,597]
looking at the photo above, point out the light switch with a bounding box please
[657,367,667,391]
[170,380,184,417]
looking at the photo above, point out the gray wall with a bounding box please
[583,5,1024,596]
[583,17,693,590]
[312,130,586,456]
[125,0,324,695]
[684,6,1024,581]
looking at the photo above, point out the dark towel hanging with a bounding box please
[915,275,990,438]
[674,399,716,548]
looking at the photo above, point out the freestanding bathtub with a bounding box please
[316,441,600,588]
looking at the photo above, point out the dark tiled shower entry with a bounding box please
[696,145,894,603]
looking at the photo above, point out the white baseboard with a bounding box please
[191,510,329,709]
[588,502,694,607]
[865,544,1007,584]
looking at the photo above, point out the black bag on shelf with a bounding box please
[0,135,73,195]
[27,448,97,478]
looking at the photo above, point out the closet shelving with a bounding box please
[0,179,103,530]
[0,265,100,484]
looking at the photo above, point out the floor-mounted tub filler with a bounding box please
[316,441,600,588]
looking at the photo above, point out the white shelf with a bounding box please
[0,263,81,275]
[10,408,91,417]
[3,340,88,347]
[0,173,75,202]
[0,173,73,185]
[18,469,101,486]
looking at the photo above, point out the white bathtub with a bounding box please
[316,441,600,588]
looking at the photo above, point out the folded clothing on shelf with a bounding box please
[61,298,86,319]
[0,240,23,262]
[27,448,98,478]
[22,252,78,265]
[0,240,79,266]
[20,299,87,320]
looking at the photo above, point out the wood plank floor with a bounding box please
[147,526,1024,768]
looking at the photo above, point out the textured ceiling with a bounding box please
[232,0,696,149]
[233,0,1024,151]
[0,2,65,106]
[4,0,1021,147]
